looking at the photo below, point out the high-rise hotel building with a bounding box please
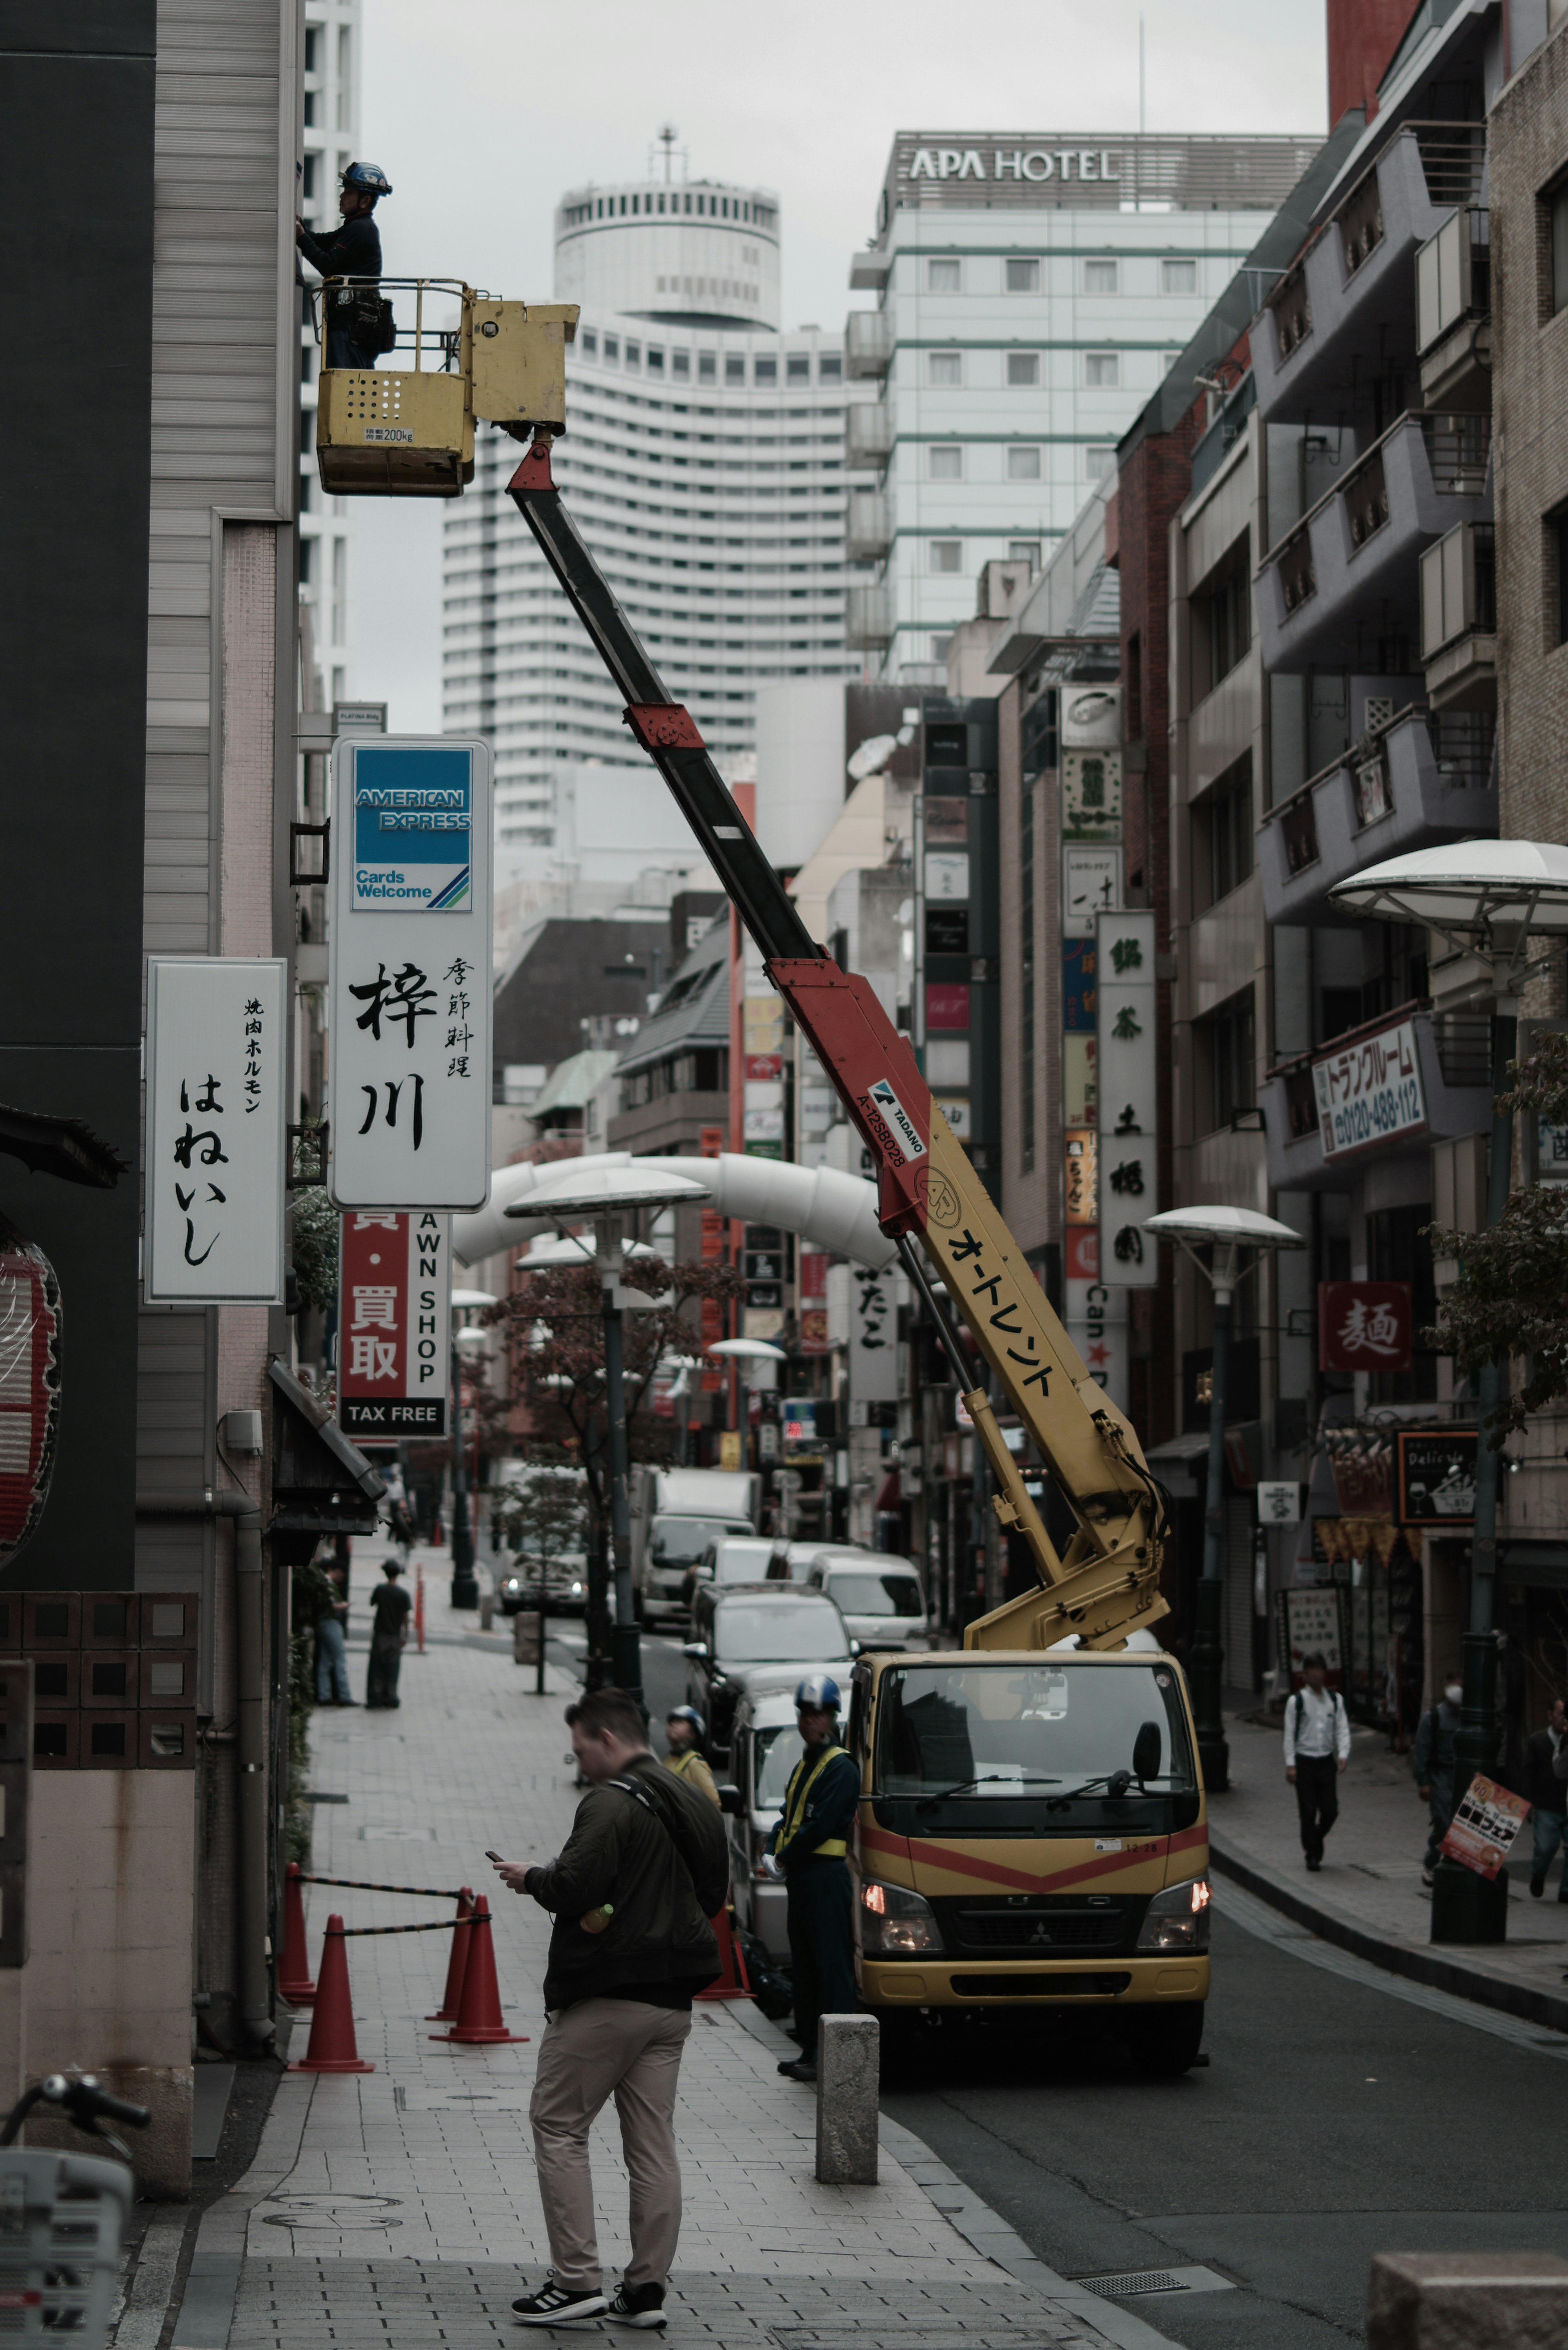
[442,170,869,854]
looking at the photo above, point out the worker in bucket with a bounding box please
[762,1676,859,2085]
[296,161,392,369]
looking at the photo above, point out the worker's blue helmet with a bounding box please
[342,161,392,199]
[666,1704,705,1740]
[795,1674,841,1713]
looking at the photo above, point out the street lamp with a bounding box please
[1330,840,1568,1944]
[506,1164,706,1707]
[448,1287,497,1609]
[1143,1204,1304,1792]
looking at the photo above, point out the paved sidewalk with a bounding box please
[1210,1705,1568,2031]
[170,1539,1154,2350]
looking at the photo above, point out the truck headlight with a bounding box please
[1135,1875,1211,1953]
[860,1877,942,1955]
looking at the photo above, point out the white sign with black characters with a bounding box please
[1096,909,1157,1289]
[327,736,493,1211]
[145,958,287,1304]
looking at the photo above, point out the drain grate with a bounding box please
[1074,2265,1235,2299]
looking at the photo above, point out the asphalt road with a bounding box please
[880,1888,1568,2347]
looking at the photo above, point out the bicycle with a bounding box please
[0,2074,150,2347]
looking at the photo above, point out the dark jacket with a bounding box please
[1413,1700,1460,1785]
[1526,1726,1567,1813]
[526,1754,728,2010]
[298,212,382,282]
[766,1743,860,1875]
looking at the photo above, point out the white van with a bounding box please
[805,1554,926,1650]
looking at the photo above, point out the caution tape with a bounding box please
[298,1874,466,1898]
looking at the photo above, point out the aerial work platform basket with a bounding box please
[310,279,578,497]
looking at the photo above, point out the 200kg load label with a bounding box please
[363,425,415,444]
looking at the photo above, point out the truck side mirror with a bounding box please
[1132,1720,1163,1781]
[717,1784,743,1817]
[682,1641,708,1660]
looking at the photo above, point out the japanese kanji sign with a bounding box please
[336,1212,450,1441]
[1440,1774,1531,1880]
[1062,846,1122,939]
[328,736,492,1210]
[1096,910,1157,1289]
[1062,749,1123,843]
[849,1262,898,1405]
[1318,1280,1412,1372]
[1312,1016,1427,1161]
[145,959,286,1304]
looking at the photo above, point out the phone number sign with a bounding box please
[1312,1017,1427,1161]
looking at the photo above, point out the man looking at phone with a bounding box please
[494,1686,728,2330]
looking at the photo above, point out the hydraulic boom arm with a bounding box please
[507,434,1166,1650]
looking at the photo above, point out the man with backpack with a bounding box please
[296,161,392,368]
[1282,1652,1350,1872]
[494,1686,728,2330]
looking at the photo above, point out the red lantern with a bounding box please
[0,1225,61,1561]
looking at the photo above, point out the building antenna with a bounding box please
[1139,14,1146,136]
[658,124,677,184]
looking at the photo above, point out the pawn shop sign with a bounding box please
[337,1212,451,1441]
[328,736,492,1211]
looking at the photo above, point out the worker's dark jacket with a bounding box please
[1526,1726,1567,1813]
[298,213,382,282]
[526,1754,728,2011]
[766,1743,860,1876]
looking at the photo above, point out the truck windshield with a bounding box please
[876,1662,1196,1798]
[827,1572,923,1618]
[653,1516,751,1564]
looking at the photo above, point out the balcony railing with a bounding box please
[1261,997,1495,1192]
[846,402,893,468]
[1431,1011,1490,1088]
[1417,206,1490,355]
[845,583,892,648]
[846,489,891,562]
[846,311,894,378]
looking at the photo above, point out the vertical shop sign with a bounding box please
[336,1211,450,1440]
[145,958,287,1304]
[1097,909,1157,1288]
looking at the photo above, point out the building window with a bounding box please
[1085,444,1116,479]
[625,341,641,370]
[1550,177,1568,315]
[928,350,962,386]
[1196,755,1254,908]
[1007,445,1042,480]
[1194,546,1252,696]
[755,356,777,383]
[929,540,963,573]
[581,328,598,359]
[1202,989,1256,1131]
[928,445,963,480]
[671,348,689,378]
[1085,352,1120,387]
[647,346,664,374]
[1009,540,1041,568]
[927,258,961,293]
[604,334,619,363]
[1084,259,1118,294]
[1020,777,1036,1173]
[930,632,954,662]
[726,354,745,383]
[699,352,716,382]
[787,355,810,381]
[1005,258,1040,293]
[819,353,843,381]
[1162,258,1198,295]
[1007,351,1040,387]
[1552,505,1568,645]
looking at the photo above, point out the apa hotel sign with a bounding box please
[904,147,1121,185]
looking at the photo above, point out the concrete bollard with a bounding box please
[1368,2251,1568,2349]
[815,2013,879,2185]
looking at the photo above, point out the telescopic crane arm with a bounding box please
[506,434,1167,1652]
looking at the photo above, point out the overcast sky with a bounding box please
[350,0,1327,732]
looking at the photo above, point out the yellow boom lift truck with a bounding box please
[312,288,1212,2076]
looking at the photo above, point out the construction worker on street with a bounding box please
[295,161,392,369]
[664,1706,720,1808]
[763,1675,858,2085]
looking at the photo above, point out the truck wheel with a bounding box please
[1127,2002,1205,2077]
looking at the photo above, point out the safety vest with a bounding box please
[776,1740,849,1859]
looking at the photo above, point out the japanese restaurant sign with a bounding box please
[328,736,492,1210]
[145,958,286,1304]
[337,1211,450,1441]
[1312,1017,1427,1161]
[1096,910,1157,1288]
[1319,1280,1412,1372]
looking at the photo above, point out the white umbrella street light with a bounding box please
[1329,841,1568,1946]
[504,1169,706,1701]
[1143,1205,1304,1791]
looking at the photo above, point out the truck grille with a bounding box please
[935,1895,1141,1956]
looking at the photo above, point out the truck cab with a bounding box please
[846,1648,1210,2074]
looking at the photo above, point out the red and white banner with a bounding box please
[1440,1773,1530,1880]
[337,1211,450,1442]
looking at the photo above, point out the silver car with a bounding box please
[721,1671,819,1963]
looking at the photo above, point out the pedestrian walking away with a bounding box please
[295,160,392,368]
[1528,1694,1568,1899]
[763,1675,859,2086]
[1414,1671,1464,1887]
[365,1558,412,1709]
[1283,1652,1350,1871]
[662,1707,719,1808]
[494,1686,728,2330]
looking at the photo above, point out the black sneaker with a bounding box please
[512,2283,608,2325]
[777,2056,816,2083]
[1532,1875,1546,1897]
[1305,1855,1321,1872]
[607,2283,666,2330]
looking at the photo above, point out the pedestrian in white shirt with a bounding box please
[1283,1652,1351,1872]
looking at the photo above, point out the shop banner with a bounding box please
[1396,1429,1478,1525]
[1440,1773,1531,1880]
[1097,909,1157,1287]
[1277,1587,1344,1688]
[1312,1017,1427,1162]
[1319,1280,1412,1372]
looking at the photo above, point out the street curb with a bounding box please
[1209,1833,1568,2037]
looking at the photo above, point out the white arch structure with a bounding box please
[451,1152,897,1273]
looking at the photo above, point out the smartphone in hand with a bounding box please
[485,1849,505,1862]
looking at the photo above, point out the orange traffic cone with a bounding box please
[695,1905,753,2002]
[425,1886,474,2020]
[430,1895,528,2045]
[278,1862,316,2007]
[289,1916,374,2073]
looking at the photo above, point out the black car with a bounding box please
[683,1582,853,1761]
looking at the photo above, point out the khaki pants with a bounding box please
[529,1998,692,2291]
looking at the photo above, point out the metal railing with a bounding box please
[307,274,474,372]
[1260,410,1490,584]
[1432,1011,1491,1088]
